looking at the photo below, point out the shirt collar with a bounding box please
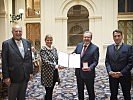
[45,45,53,50]
[15,39,22,43]
[114,42,122,46]
[83,43,90,47]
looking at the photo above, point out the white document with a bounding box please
[68,54,80,68]
[58,52,69,67]
[58,51,80,68]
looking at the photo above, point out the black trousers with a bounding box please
[44,70,58,100]
[8,81,28,100]
[44,82,56,100]
[109,76,131,100]
[76,76,95,100]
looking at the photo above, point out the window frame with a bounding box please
[118,0,133,15]
[25,0,41,18]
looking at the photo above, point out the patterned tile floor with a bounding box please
[25,64,133,100]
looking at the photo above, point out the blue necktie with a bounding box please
[115,45,119,50]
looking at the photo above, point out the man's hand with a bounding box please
[114,72,123,78]
[58,65,64,70]
[30,74,33,80]
[109,71,123,78]
[109,71,115,76]
[82,67,91,71]
[4,78,11,87]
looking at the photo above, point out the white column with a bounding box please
[55,17,68,52]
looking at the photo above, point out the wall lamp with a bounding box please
[10,9,24,23]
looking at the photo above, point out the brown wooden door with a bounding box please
[26,23,41,51]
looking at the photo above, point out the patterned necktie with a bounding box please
[82,45,87,56]
[114,45,119,60]
[16,40,25,58]
[115,45,119,50]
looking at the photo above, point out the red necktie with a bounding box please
[82,45,87,56]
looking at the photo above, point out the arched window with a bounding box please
[67,5,89,46]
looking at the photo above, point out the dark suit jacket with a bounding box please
[2,38,33,83]
[105,43,132,76]
[73,42,99,79]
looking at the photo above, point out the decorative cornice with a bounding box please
[55,16,68,20]
[0,11,6,18]
[89,16,102,19]
[118,15,133,19]
[55,16,102,20]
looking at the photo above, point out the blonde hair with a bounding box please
[45,34,53,41]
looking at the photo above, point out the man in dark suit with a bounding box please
[2,24,33,100]
[105,29,133,100]
[73,31,99,100]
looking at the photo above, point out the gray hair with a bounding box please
[12,24,22,31]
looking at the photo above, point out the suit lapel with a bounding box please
[112,44,122,61]
[109,45,116,61]
[83,43,91,56]
[85,43,91,53]
[80,43,84,57]
[10,38,22,58]
[115,44,123,60]
[22,39,28,58]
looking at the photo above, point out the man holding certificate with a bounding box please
[73,31,99,100]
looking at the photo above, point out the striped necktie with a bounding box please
[16,40,25,58]
[115,45,119,50]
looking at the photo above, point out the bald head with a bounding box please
[12,24,22,31]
